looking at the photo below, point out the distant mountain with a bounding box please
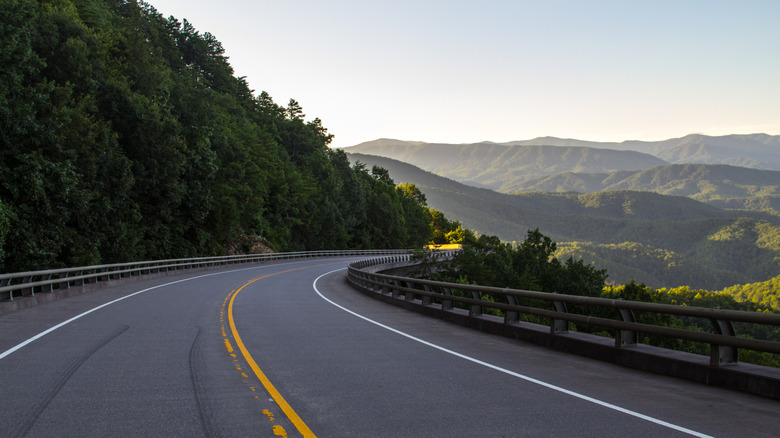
[344,133,780,192]
[657,134,780,169]
[345,140,667,190]
[348,152,780,290]
[508,164,780,215]
[506,133,780,166]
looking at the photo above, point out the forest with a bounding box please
[0,0,462,273]
[420,230,780,367]
[348,152,780,291]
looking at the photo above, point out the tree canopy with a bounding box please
[0,0,450,272]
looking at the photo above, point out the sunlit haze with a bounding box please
[146,0,780,147]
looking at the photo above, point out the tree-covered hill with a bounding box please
[346,134,780,193]
[0,0,444,273]
[508,164,780,215]
[506,133,780,168]
[348,153,780,290]
[344,139,668,190]
[657,134,780,169]
[719,275,780,312]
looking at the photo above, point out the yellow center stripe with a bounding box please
[227,268,317,438]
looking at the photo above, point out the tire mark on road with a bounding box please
[189,326,220,438]
[14,324,130,438]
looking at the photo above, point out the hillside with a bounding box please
[348,153,780,290]
[658,134,780,169]
[0,0,437,272]
[719,275,780,311]
[344,140,668,190]
[346,134,780,192]
[506,133,780,168]
[509,164,780,215]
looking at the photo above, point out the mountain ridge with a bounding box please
[350,133,778,154]
[344,133,780,191]
[506,163,780,215]
[345,140,669,189]
[347,152,780,290]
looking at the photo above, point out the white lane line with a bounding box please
[313,268,713,438]
[0,261,316,361]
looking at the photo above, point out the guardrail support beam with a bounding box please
[550,298,568,334]
[422,284,433,305]
[441,287,453,310]
[504,292,519,324]
[616,306,637,347]
[470,291,482,316]
[392,279,402,298]
[710,318,738,367]
[405,281,416,301]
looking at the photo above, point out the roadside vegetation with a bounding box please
[0,0,462,272]
[347,153,780,291]
[413,229,780,367]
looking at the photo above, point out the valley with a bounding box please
[345,134,780,291]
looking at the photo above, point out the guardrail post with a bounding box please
[422,284,433,305]
[392,279,403,297]
[441,287,454,310]
[470,290,482,316]
[17,276,32,297]
[710,318,738,367]
[27,276,36,297]
[615,305,637,347]
[404,281,416,301]
[504,292,519,324]
[370,274,380,292]
[378,277,389,295]
[5,278,13,301]
[550,295,568,333]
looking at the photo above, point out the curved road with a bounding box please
[0,257,777,437]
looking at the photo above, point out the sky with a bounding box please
[146,0,780,147]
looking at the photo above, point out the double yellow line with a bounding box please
[226,268,316,438]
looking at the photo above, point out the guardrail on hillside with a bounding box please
[347,253,780,399]
[0,249,410,303]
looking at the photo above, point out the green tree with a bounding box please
[397,183,433,247]
[0,0,455,273]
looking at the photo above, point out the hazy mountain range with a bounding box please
[345,134,780,192]
[344,133,780,290]
[503,133,780,164]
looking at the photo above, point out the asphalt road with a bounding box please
[0,257,777,437]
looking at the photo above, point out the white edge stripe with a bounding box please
[313,268,713,438]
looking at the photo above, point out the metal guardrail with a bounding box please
[347,254,780,368]
[0,249,411,302]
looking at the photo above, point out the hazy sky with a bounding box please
[146,0,780,147]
